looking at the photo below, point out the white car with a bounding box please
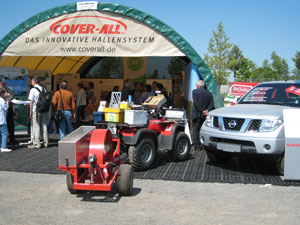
[200,81,300,175]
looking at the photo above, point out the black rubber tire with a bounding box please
[117,164,133,196]
[128,138,156,171]
[275,154,284,175]
[206,150,230,164]
[170,132,191,161]
[66,172,79,194]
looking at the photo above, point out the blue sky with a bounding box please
[0,0,299,71]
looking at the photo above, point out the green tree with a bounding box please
[252,59,278,82]
[167,57,186,75]
[292,51,300,70]
[227,45,243,78]
[235,57,255,81]
[271,51,289,80]
[94,57,123,78]
[151,69,159,79]
[204,22,232,85]
[292,51,300,79]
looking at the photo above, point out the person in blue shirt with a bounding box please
[0,86,12,152]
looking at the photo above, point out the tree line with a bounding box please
[204,22,300,85]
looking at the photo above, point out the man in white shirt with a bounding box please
[75,83,86,128]
[28,76,49,149]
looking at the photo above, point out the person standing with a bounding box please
[52,81,76,139]
[86,81,95,104]
[0,87,12,152]
[28,76,49,149]
[133,82,143,104]
[75,83,86,128]
[140,84,153,103]
[86,96,98,121]
[191,80,214,151]
[151,81,158,96]
[0,78,17,144]
[121,79,132,102]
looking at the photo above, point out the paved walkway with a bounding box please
[0,171,300,225]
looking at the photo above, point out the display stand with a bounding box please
[283,109,300,180]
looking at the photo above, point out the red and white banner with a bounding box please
[3,11,185,57]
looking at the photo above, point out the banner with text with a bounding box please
[3,11,185,57]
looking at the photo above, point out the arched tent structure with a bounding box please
[0,1,222,108]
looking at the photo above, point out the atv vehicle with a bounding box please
[96,95,191,171]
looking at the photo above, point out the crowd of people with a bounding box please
[0,76,214,152]
[119,79,169,105]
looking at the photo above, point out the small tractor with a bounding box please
[58,126,133,196]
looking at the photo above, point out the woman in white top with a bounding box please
[0,86,11,152]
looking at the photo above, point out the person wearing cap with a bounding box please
[0,86,12,152]
[0,78,17,144]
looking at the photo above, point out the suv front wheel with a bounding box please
[275,154,284,175]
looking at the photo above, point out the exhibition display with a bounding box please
[0,0,299,186]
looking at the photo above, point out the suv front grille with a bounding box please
[213,116,219,128]
[248,119,261,131]
[223,118,245,131]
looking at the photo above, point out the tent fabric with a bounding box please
[0,2,223,108]
[0,56,91,75]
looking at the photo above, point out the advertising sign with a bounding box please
[224,82,259,106]
[0,66,28,134]
[77,1,98,11]
[283,109,300,180]
[3,11,184,57]
[124,57,147,85]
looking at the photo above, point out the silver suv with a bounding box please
[200,81,300,174]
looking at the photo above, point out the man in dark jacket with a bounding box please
[121,79,132,102]
[191,80,214,150]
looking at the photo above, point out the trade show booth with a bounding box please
[0,1,222,109]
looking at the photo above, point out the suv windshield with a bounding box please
[239,83,300,107]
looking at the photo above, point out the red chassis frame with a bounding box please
[59,129,123,192]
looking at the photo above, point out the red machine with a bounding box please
[95,94,192,171]
[58,126,133,196]
[119,116,191,171]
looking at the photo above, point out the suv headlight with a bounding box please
[260,119,283,132]
[205,114,213,127]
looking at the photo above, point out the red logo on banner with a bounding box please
[50,15,127,34]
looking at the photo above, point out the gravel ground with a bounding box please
[0,171,300,225]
